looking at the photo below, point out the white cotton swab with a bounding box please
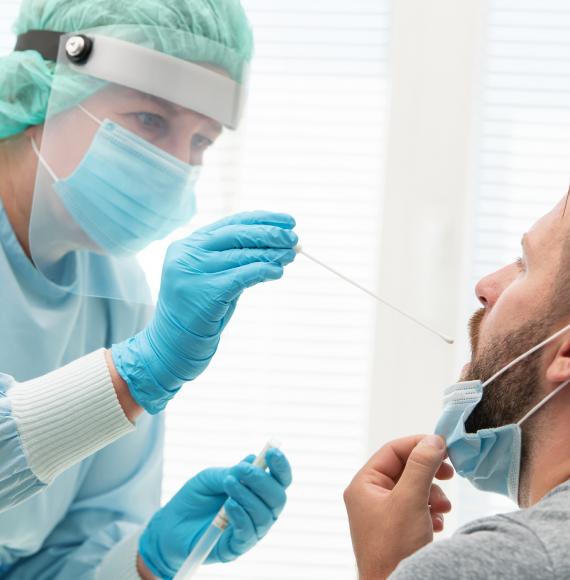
[296,245,454,345]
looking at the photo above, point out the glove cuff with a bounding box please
[112,332,182,415]
[139,524,177,580]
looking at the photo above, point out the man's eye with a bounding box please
[192,134,214,150]
[134,112,167,132]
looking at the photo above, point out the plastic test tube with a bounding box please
[173,439,281,580]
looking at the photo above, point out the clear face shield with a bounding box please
[23,26,249,304]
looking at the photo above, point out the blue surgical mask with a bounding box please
[32,106,200,256]
[435,323,570,502]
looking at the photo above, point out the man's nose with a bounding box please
[475,264,517,309]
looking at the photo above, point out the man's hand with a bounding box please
[343,435,454,580]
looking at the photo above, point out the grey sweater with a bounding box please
[391,481,570,579]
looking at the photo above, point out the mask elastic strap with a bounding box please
[30,137,58,182]
[482,321,570,388]
[517,379,570,426]
[78,104,103,127]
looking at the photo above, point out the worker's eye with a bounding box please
[515,257,526,273]
[131,112,169,136]
[192,133,214,151]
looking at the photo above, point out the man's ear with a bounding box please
[545,338,570,386]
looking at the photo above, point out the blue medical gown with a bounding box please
[0,204,163,578]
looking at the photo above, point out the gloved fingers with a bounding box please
[217,262,284,302]
[224,499,256,546]
[224,475,275,538]
[188,248,297,273]
[194,211,296,235]
[229,462,287,516]
[428,484,452,514]
[266,449,293,489]
[219,298,239,333]
[178,467,230,501]
[196,225,298,252]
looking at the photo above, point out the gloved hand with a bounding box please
[139,449,293,579]
[112,211,297,414]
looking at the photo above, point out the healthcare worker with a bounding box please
[0,0,297,578]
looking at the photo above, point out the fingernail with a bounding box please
[420,435,445,450]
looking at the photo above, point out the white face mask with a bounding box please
[435,321,570,502]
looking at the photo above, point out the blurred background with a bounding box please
[1,0,570,578]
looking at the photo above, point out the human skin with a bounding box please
[343,196,570,579]
[0,85,223,420]
[0,88,224,579]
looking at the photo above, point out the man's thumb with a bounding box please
[395,435,445,506]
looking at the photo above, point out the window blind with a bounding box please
[159,2,391,578]
[458,0,570,523]
[474,0,570,279]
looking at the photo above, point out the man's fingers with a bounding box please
[435,461,455,481]
[361,435,429,488]
[431,512,445,533]
[428,484,452,514]
[394,435,446,508]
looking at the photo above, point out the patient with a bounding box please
[344,195,570,579]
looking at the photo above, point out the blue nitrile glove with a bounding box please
[112,211,297,414]
[139,448,292,579]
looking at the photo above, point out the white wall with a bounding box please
[2,0,570,576]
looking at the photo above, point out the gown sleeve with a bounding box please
[4,412,164,579]
[0,349,134,511]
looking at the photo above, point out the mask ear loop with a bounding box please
[483,322,570,389]
[30,106,101,183]
[30,137,58,182]
[77,104,103,127]
[517,379,570,427]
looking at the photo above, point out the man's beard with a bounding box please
[463,309,548,434]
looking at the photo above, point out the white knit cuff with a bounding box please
[10,349,135,484]
[96,531,142,580]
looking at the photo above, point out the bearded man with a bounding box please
[343,196,570,580]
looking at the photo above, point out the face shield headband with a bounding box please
[15,29,249,130]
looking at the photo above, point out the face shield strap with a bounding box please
[54,33,247,130]
[14,30,65,62]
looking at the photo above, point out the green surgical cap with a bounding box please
[0,0,254,139]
